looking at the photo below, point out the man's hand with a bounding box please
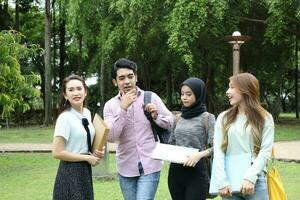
[144,103,158,119]
[240,179,255,196]
[120,88,137,110]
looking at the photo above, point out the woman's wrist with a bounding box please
[207,148,212,157]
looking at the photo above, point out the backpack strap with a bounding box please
[203,112,212,154]
[203,112,209,135]
[144,91,152,105]
[143,91,159,142]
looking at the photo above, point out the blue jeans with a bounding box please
[118,162,160,200]
[223,174,269,200]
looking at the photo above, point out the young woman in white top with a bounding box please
[213,73,274,200]
[52,74,104,200]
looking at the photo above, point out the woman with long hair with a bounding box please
[52,74,104,200]
[213,73,274,200]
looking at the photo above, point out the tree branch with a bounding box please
[239,16,266,24]
[239,16,300,36]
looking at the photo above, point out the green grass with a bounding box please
[274,161,300,200]
[275,123,300,141]
[279,113,297,118]
[0,126,53,143]
[0,153,298,200]
[0,153,169,200]
[1,115,299,143]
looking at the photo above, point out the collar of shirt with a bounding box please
[70,107,85,120]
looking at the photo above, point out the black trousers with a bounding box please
[168,158,209,200]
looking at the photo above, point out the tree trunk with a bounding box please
[99,56,105,117]
[15,0,19,31]
[93,56,112,179]
[77,34,83,73]
[296,35,299,118]
[166,65,173,108]
[44,0,52,126]
[206,64,216,114]
[142,63,151,90]
[58,3,66,86]
[52,0,57,87]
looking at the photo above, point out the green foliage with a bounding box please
[0,30,40,118]
[165,0,228,67]
[264,0,300,43]
[20,5,44,46]
[2,0,299,125]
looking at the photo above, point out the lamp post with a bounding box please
[224,31,251,75]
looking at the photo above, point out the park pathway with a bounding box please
[0,141,299,162]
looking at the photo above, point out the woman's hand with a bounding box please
[183,152,203,167]
[240,179,255,195]
[93,147,105,159]
[219,186,232,198]
[85,155,101,167]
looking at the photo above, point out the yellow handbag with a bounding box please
[267,148,288,200]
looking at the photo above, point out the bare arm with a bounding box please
[52,136,100,166]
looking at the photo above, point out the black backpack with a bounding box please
[143,91,171,144]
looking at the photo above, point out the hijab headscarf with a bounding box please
[180,77,207,119]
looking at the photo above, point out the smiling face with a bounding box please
[64,79,87,111]
[226,80,244,106]
[113,68,137,94]
[181,85,196,107]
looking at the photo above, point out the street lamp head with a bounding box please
[232,31,241,36]
[224,31,251,44]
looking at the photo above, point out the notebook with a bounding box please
[209,152,252,195]
[150,143,199,164]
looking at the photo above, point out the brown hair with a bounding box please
[57,74,88,115]
[221,73,267,154]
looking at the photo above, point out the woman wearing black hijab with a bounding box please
[167,77,216,200]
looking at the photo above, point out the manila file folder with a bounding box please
[92,113,110,151]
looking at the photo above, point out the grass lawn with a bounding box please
[0,126,53,143]
[275,123,300,141]
[0,115,299,143]
[0,153,299,200]
[0,113,299,199]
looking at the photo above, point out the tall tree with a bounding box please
[44,0,52,125]
[58,1,66,86]
[0,30,40,125]
[296,36,299,118]
[15,0,19,31]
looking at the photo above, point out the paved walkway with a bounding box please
[0,141,299,162]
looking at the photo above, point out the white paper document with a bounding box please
[151,143,199,164]
[209,152,252,195]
